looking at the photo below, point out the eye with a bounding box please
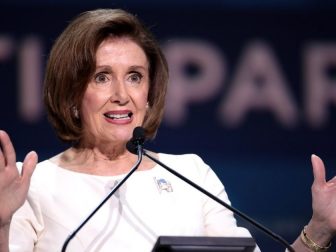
[127,72,143,84]
[94,72,110,84]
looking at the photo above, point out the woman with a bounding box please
[0,8,334,252]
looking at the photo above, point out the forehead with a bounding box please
[95,36,149,67]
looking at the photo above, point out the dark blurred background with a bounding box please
[1,0,336,251]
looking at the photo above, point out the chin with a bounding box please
[108,128,133,143]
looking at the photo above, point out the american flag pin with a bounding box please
[154,177,173,193]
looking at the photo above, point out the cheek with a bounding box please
[136,93,149,110]
[137,86,149,106]
[81,90,107,115]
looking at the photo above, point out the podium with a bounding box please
[152,236,256,252]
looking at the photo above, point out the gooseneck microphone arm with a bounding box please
[142,150,296,252]
[61,143,144,252]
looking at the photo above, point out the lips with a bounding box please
[103,111,133,120]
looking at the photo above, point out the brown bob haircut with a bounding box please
[43,9,168,144]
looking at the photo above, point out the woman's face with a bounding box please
[80,36,149,147]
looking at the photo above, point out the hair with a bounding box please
[43,9,168,144]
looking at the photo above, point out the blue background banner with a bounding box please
[1,1,336,251]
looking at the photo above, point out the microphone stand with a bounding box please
[143,150,295,252]
[61,145,143,252]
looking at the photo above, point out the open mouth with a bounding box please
[104,112,133,120]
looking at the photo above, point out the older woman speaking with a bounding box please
[0,9,335,252]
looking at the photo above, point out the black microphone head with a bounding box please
[133,126,145,142]
[126,140,137,154]
[126,127,146,154]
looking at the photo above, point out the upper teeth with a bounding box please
[105,113,130,119]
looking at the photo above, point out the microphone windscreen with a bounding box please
[126,127,146,154]
[126,140,137,154]
[133,126,145,140]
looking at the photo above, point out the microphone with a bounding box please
[126,126,146,154]
[61,128,145,252]
[133,127,295,252]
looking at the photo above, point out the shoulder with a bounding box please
[155,153,227,201]
[158,153,208,168]
[16,159,55,174]
[156,153,213,180]
[158,152,205,162]
[16,159,61,188]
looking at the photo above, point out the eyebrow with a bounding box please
[95,65,148,73]
[95,65,112,72]
[128,65,148,72]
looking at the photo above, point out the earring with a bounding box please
[72,106,79,119]
[146,102,150,109]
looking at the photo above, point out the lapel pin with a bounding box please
[154,177,173,193]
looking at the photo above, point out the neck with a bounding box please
[52,144,156,176]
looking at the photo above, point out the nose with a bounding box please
[109,79,129,105]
